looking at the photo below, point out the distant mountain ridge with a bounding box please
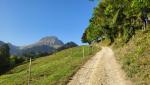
[0,36,78,56]
[57,42,78,51]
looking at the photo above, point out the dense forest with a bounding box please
[82,0,150,44]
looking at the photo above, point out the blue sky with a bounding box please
[0,0,98,46]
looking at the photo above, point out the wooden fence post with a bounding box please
[28,57,32,85]
[82,46,85,64]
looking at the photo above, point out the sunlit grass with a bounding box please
[114,29,150,85]
[0,46,100,85]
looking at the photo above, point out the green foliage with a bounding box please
[9,55,25,67]
[114,30,150,85]
[0,44,10,72]
[82,0,150,44]
[23,52,36,59]
[9,56,17,67]
[0,44,25,74]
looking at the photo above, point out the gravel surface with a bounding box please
[67,47,132,85]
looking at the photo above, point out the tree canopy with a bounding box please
[0,44,10,72]
[82,0,150,44]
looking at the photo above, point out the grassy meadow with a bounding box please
[0,45,100,85]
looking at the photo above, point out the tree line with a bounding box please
[82,0,150,44]
[0,44,24,74]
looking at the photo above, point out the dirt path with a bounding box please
[67,47,132,85]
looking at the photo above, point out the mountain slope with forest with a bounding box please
[20,36,64,56]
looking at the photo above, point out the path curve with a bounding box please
[67,47,132,85]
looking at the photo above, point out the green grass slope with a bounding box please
[113,29,150,85]
[0,46,100,85]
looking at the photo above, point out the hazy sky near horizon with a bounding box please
[0,0,98,46]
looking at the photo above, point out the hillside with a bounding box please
[0,45,100,85]
[113,29,150,85]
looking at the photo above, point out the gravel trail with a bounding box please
[67,47,132,85]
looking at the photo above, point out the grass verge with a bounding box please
[113,30,150,85]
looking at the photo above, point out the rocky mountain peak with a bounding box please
[40,36,58,41]
[39,36,64,46]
